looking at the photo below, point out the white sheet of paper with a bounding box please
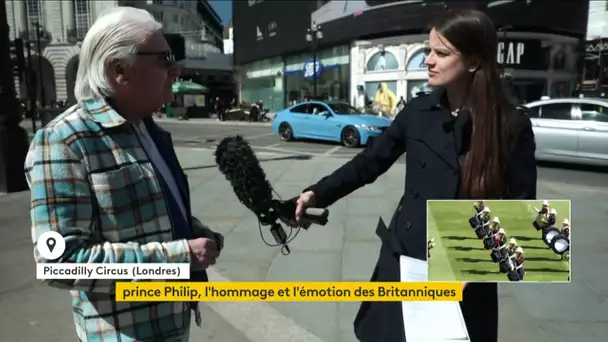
[400,255,470,342]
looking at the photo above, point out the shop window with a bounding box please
[406,80,433,101]
[366,51,399,72]
[284,52,350,104]
[582,56,600,82]
[602,54,608,86]
[510,79,547,104]
[407,49,428,70]
[365,81,397,104]
[551,81,572,98]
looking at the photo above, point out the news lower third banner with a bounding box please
[35,263,463,302]
[116,282,463,302]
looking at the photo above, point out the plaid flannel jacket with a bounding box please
[25,99,222,342]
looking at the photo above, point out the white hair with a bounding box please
[74,7,163,101]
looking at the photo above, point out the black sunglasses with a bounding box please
[136,51,176,67]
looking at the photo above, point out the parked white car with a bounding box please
[524,97,608,167]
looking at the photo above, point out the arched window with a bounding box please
[366,51,399,71]
[407,49,428,70]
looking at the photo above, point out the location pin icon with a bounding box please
[46,238,56,253]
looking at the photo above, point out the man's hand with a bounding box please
[187,238,219,271]
[191,217,224,252]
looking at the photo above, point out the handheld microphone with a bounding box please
[214,135,329,254]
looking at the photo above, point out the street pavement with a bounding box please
[154,118,381,161]
[3,119,608,342]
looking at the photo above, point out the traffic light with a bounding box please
[10,38,26,78]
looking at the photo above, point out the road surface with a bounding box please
[5,118,606,342]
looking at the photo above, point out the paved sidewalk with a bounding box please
[0,147,606,342]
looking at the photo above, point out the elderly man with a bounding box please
[25,7,223,341]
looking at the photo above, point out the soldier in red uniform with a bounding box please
[489,216,501,233]
[539,200,549,215]
[561,218,570,261]
[562,218,570,239]
[547,208,557,227]
[473,200,485,214]
[512,247,525,280]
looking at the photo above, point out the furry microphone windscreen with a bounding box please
[215,135,274,216]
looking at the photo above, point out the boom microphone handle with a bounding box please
[302,208,329,225]
[276,199,329,226]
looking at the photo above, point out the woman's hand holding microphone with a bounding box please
[284,190,316,228]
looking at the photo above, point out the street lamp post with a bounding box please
[34,22,46,107]
[0,0,29,193]
[25,36,37,133]
[306,25,323,98]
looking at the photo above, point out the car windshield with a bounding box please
[327,103,361,115]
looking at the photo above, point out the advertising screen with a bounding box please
[234,0,590,65]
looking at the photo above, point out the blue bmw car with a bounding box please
[271,101,392,147]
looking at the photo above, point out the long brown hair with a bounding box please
[431,9,515,199]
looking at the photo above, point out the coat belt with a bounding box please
[375,219,407,256]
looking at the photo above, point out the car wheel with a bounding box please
[341,126,360,148]
[279,123,293,141]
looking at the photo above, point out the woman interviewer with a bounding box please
[289,9,537,342]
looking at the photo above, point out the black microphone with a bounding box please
[214,135,329,254]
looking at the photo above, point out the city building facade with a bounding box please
[5,0,223,105]
[223,19,233,55]
[582,0,608,97]
[233,0,591,111]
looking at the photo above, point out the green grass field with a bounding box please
[428,200,571,282]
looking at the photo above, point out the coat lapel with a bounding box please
[409,88,462,170]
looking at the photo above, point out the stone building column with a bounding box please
[65,0,75,30]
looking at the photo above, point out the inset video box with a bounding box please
[426,199,571,283]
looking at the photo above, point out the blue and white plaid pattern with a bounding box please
[25,99,218,341]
